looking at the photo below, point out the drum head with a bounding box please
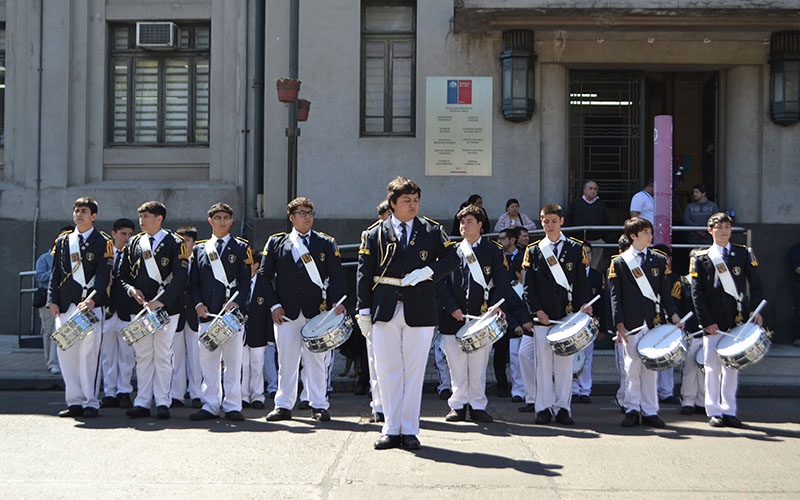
[717,323,763,354]
[455,319,478,340]
[301,312,345,339]
[637,325,683,356]
[545,312,586,342]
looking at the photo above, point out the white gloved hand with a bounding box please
[357,315,373,337]
[401,266,434,287]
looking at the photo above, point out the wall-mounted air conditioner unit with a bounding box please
[135,22,179,49]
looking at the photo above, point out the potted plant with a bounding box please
[297,99,311,121]
[276,77,301,103]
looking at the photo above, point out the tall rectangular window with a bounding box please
[109,23,210,145]
[361,0,415,136]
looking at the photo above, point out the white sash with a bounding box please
[621,248,658,304]
[538,238,571,294]
[288,232,326,294]
[458,239,493,302]
[204,238,237,300]
[139,234,171,293]
[707,246,739,301]
[68,232,95,299]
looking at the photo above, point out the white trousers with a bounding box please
[621,326,659,416]
[366,330,383,414]
[55,305,103,409]
[432,331,451,393]
[533,325,573,414]
[680,337,706,407]
[132,313,178,408]
[263,342,278,394]
[171,326,202,400]
[615,342,627,406]
[198,321,243,414]
[572,341,594,397]
[39,306,59,371]
[273,313,330,411]
[518,335,537,404]
[657,368,675,400]
[371,303,433,436]
[100,313,135,396]
[508,336,525,399]
[441,335,491,410]
[703,333,738,416]
[242,345,266,403]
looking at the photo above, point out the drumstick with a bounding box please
[534,317,564,325]
[651,311,695,348]
[611,323,647,342]
[66,290,98,320]
[582,294,601,309]
[281,315,292,322]
[464,314,482,321]
[748,299,768,322]
[133,289,166,320]
[312,295,347,332]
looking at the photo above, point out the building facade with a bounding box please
[2,1,799,340]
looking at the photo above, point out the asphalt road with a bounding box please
[1,391,799,499]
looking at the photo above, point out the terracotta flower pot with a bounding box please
[297,99,311,121]
[276,78,301,103]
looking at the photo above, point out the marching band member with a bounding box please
[435,204,509,423]
[357,177,458,450]
[608,217,680,428]
[690,212,764,428]
[522,203,592,426]
[48,197,112,418]
[189,203,252,422]
[119,201,189,419]
[261,197,346,423]
[100,218,137,410]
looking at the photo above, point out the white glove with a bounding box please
[401,266,434,287]
[357,315,373,337]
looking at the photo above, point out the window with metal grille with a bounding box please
[108,23,210,145]
[360,0,415,136]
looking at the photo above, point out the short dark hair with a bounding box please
[138,201,167,220]
[287,197,314,215]
[112,218,136,232]
[208,202,234,218]
[623,217,653,238]
[176,225,198,240]
[500,226,520,241]
[376,199,390,217]
[252,249,263,261]
[692,183,708,194]
[652,243,671,257]
[456,204,486,227]
[73,197,99,215]
[707,212,732,228]
[618,234,631,252]
[540,203,563,218]
[518,226,529,235]
[583,241,593,250]
[505,198,519,210]
[387,177,421,207]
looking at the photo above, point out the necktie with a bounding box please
[113,250,122,272]
[637,251,644,265]
[462,260,470,291]
[149,236,156,252]
[216,238,224,255]
[78,234,85,247]
[551,242,559,258]
[302,234,310,248]
[722,246,729,264]
[399,223,408,251]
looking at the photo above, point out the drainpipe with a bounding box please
[286,0,299,220]
[239,0,250,235]
[33,0,44,266]
[253,0,265,219]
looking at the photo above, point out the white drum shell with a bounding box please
[636,325,688,371]
[301,313,354,353]
[200,309,247,352]
[716,323,772,370]
[455,315,507,353]
[545,312,599,356]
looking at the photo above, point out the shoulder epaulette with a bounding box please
[530,240,541,247]
[317,231,336,241]
[732,243,747,249]
[268,232,286,239]
[367,220,381,230]
[196,239,209,244]
[694,249,709,256]
[170,231,185,244]
[58,229,72,238]
[689,256,699,278]
[607,257,618,279]
[101,231,112,239]
[568,236,584,244]
[652,248,668,258]
[671,280,682,300]
[137,231,147,237]
[235,236,250,244]
[423,216,441,226]
[747,247,758,267]
[444,240,458,247]
[490,239,504,249]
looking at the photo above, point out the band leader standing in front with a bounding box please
[357,177,458,450]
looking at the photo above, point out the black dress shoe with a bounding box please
[101,396,119,408]
[58,405,83,418]
[555,408,574,425]
[126,406,151,418]
[621,411,640,427]
[156,405,170,419]
[401,434,421,450]
[535,410,552,425]
[241,401,251,408]
[374,434,402,450]
[438,389,452,400]
[708,416,725,427]
[190,409,218,421]
[518,403,536,413]
[369,412,385,423]
[311,408,331,422]
[82,407,99,418]
[191,398,203,409]
[722,414,743,428]
[265,407,292,422]
[117,393,133,409]
[680,405,695,415]
[659,395,681,405]
[226,411,245,422]
[469,408,493,423]
[578,395,592,404]
[170,398,185,409]
[695,405,706,415]
[445,407,467,422]
[268,392,277,399]
[511,395,524,403]
[298,400,310,410]
[251,400,265,410]
[641,414,666,428]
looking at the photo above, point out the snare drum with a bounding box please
[455,314,507,353]
[50,309,99,351]
[199,308,247,352]
[546,312,599,356]
[572,350,586,380]
[121,308,171,346]
[301,312,354,353]
[716,323,772,370]
[636,324,688,371]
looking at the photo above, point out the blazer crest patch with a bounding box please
[419,250,429,262]
[732,266,742,276]
[319,252,326,262]
[565,262,574,272]
[651,268,659,277]
[161,257,170,267]
[483,265,492,276]
[228,254,237,264]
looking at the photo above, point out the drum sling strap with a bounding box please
[458,239,494,313]
[289,231,328,311]
[68,231,95,299]
[539,238,573,310]
[621,248,661,324]
[707,245,744,321]
[205,238,237,301]
[139,234,173,295]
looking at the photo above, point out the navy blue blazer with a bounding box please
[608,248,679,330]
[260,230,345,320]
[48,228,112,310]
[522,237,591,321]
[108,247,139,321]
[189,236,253,320]
[357,216,459,326]
[244,274,274,347]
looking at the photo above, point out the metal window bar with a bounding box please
[17,271,41,348]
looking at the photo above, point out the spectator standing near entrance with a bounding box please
[683,184,720,245]
[566,181,609,269]
[630,180,655,224]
